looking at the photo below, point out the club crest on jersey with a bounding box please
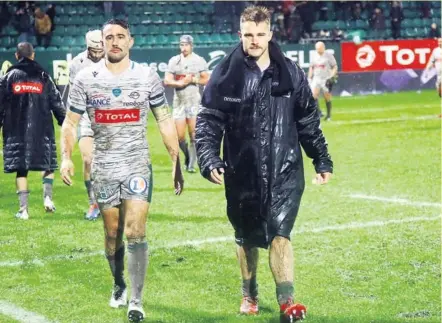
[112,88,122,97]
[87,94,111,107]
[129,176,148,194]
[95,108,140,124]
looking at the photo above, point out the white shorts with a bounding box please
[172,91,201,120]
[310,78,331,93]
[77,113,94,140]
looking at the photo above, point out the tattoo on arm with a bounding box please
[151,104,171,123]
[153,105,179,162]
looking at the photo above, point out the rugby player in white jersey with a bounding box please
[60,19,184,322]
[164,35,209,173]
[308,41,338,121]
[425,38,442,97]
[69,29,104,220]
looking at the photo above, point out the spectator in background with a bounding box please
[429,23,441,39]
[370,7,386,38]
[34,7,52,48]
[420,1,431,18]
[13,7,32,43]
[46,4,56,32]
[0,3,11,34]
[390,1,404,39]
[351,2,363,21]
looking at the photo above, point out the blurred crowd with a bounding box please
[251,0,441,43]
[0,1,440,48]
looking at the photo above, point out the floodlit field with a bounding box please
[0,90,440,322]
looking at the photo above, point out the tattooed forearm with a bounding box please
[151,104,171,123]
[154,106,179,162]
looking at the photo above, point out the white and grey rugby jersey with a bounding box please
[430,47,442,76]
[69,60,166,164]
[311,52,337,80]
[167,53,208,99]
[69,50,101,88]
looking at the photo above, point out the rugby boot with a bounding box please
[280,299,306,322]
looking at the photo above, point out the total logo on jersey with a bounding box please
[87,94,111,107]
[12,82,43,94]
[95,108,140,124]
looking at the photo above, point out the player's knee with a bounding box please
[125,226,146,239]
[105,225,122,240]
[82,154,92,168]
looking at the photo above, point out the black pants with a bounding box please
[36,33,52,48]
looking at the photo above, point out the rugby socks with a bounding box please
[188,139,197,169]
[84,180,96,205]
[127,239,148,303]
[17,190,30,210]
[326,101,332,119]
[42,178,53,199]
[242,276,258,298]
[179,140,190,167]
[276,281,294,305]
[106,244,126,289]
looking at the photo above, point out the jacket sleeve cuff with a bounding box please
[201,159,225,179]
[314,159,333,174]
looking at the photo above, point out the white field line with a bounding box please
[334,104,436,114]
[0,215,439,268]
[0,300,55,323]
[350,194,442,208]
[330,115,438,125]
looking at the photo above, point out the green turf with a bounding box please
[0,90,440,322]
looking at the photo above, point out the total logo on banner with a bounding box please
[342,39,438,72]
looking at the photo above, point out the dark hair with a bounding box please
[16,42,34,59]
[240,6,271,25]
[102,18,131,36]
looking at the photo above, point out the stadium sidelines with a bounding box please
[330,115,437,125]
[0,300,55,323]
[350,194,442,208]
[333,104,435,114]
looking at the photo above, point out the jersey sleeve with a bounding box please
[328,53,337,68]
[199,56,209,73]
[149,71,167,108]
[69,59,78,88]
[166,57,176,74]
[68,72,87,115]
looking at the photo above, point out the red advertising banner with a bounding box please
[341,39,438,72]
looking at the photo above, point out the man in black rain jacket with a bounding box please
[0,42,66,219]
[195,6,333,323]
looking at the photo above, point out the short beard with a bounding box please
[107,54,125,64]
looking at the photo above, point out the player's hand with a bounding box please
[60,159,75,186]
[182,74,193,86]
[210,167,224,185]
[312,172,332,185]
[173,157,184,195]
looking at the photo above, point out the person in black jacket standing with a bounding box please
[0,42,66,220]
[195,6,333,323]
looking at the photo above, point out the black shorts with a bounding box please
[228,201,301,249]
